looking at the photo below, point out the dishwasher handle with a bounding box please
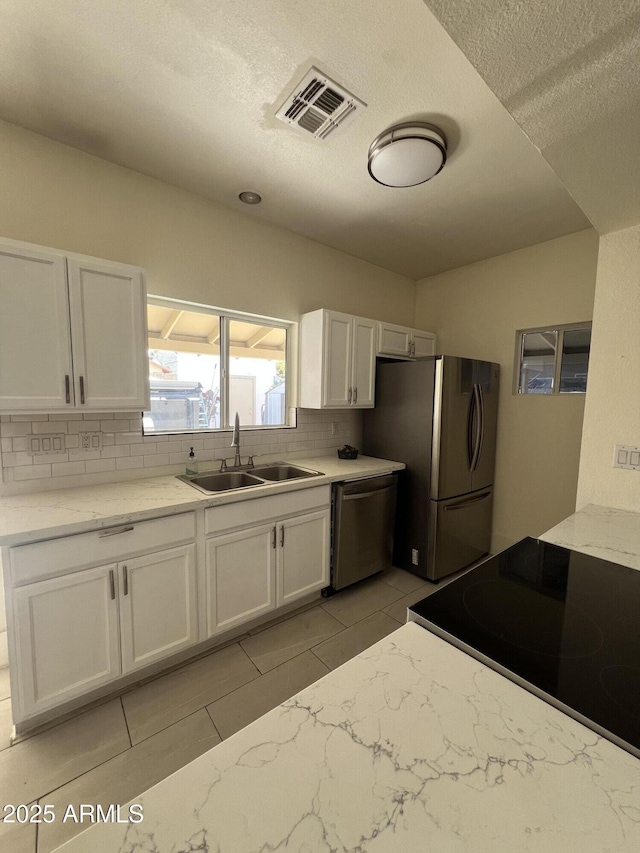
[342,484,397,501]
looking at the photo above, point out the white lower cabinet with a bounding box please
[205,524,276,634]
[13,564,120,717]
[7,493,332,726]
[119,544,197,674]
[10,524,198,721]
[205,507,330,638]
[278,510,330,606]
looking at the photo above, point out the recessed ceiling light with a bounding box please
[368,123,447,188]
[238,191,262,205]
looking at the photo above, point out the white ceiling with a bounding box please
[0,0,591,279]
[423,0,640,237]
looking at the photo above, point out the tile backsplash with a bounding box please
[0,410,362,495]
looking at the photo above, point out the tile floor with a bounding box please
[0,565,467,853]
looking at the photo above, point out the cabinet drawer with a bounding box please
[205,485,330,536]
[10,512,196,586]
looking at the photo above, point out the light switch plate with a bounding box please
[28,434,67,456]
[613,444,640,470]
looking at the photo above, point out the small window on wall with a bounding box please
[514,322,592,395]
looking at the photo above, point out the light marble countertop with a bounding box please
[54,621,640,853]
[540,503,640,571]
[0,454,404,546]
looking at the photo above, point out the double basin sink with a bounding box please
[178,463,322,495]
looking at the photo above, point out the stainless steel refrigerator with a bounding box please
[363,356,499,581]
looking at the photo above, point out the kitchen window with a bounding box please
[514,322,592,395]
[144,296,295,434]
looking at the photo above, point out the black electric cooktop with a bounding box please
[409,537,640,759]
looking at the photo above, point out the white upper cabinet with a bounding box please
[299,309,376,408]
[412,329,437,358]
[0,243,73,410]
[67,258,149,410]
[377,321,437,359]
[0,237,150,412]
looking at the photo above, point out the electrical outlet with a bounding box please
[79,432,103,452]
[411,549,419,565]
[331,422,338,436]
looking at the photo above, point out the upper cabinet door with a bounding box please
[0,242,73,410]
[322,311,353,407]
[67,258,150,410]
[377,322,412,358]
[351,317,376,407]
[412,329,437,358]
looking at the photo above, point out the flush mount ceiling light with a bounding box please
[368,122,447,188]
[238,191,262,205]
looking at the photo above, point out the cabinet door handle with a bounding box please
[109,569,115,600]
[99,525,134,538]
[272,525,277,549]
[353,386,358,404]
[123,565,129,596]
[280,525,285,547]
[347,387,352,403]
[65,374,71,404]
[79,375,85,405]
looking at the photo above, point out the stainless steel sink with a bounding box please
[177,471,264,494]
[250,464,319,481]
[177,462,321,494]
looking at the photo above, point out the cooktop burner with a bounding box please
[409,537,640,759]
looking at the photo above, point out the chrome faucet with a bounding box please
[231,411,241,468]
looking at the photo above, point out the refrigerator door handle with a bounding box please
[443,490,492,511]
[470,383,482,472]
[474,384,485,472]
[467,388,476,471]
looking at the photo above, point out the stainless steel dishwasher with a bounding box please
[329,473,398,592]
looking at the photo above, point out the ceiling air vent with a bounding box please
[276,66,366,141]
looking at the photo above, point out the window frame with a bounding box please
[145,295,298,435]
[513,321,592,396]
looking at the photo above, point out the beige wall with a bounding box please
[415,229,599,551]
[577,224,640,511]
[0,120,415,324]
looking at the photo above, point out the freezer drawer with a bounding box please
[426,488,493,581]
[332,474,398,591]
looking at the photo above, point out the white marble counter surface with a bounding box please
[0,454,404,546]
[53,621,640,852]
[541,503,640,571]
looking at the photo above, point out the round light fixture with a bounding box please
[238,191,262,205]
[368,122,447,188]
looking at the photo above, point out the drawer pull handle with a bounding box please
[109,570,115,600]
[280,525,285,547]
[123,565,129,596]
[99,525,134,538]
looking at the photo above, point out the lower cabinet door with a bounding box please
[278,509,330,606]
[13,564,120,719]
[119,544,198,674]
[205,524,276,636]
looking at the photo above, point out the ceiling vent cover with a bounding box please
[276,66,366,141]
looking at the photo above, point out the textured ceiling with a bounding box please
[0,0,590,279]
[423,0,640,236]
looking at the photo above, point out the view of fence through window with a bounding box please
[145,302,288,433]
